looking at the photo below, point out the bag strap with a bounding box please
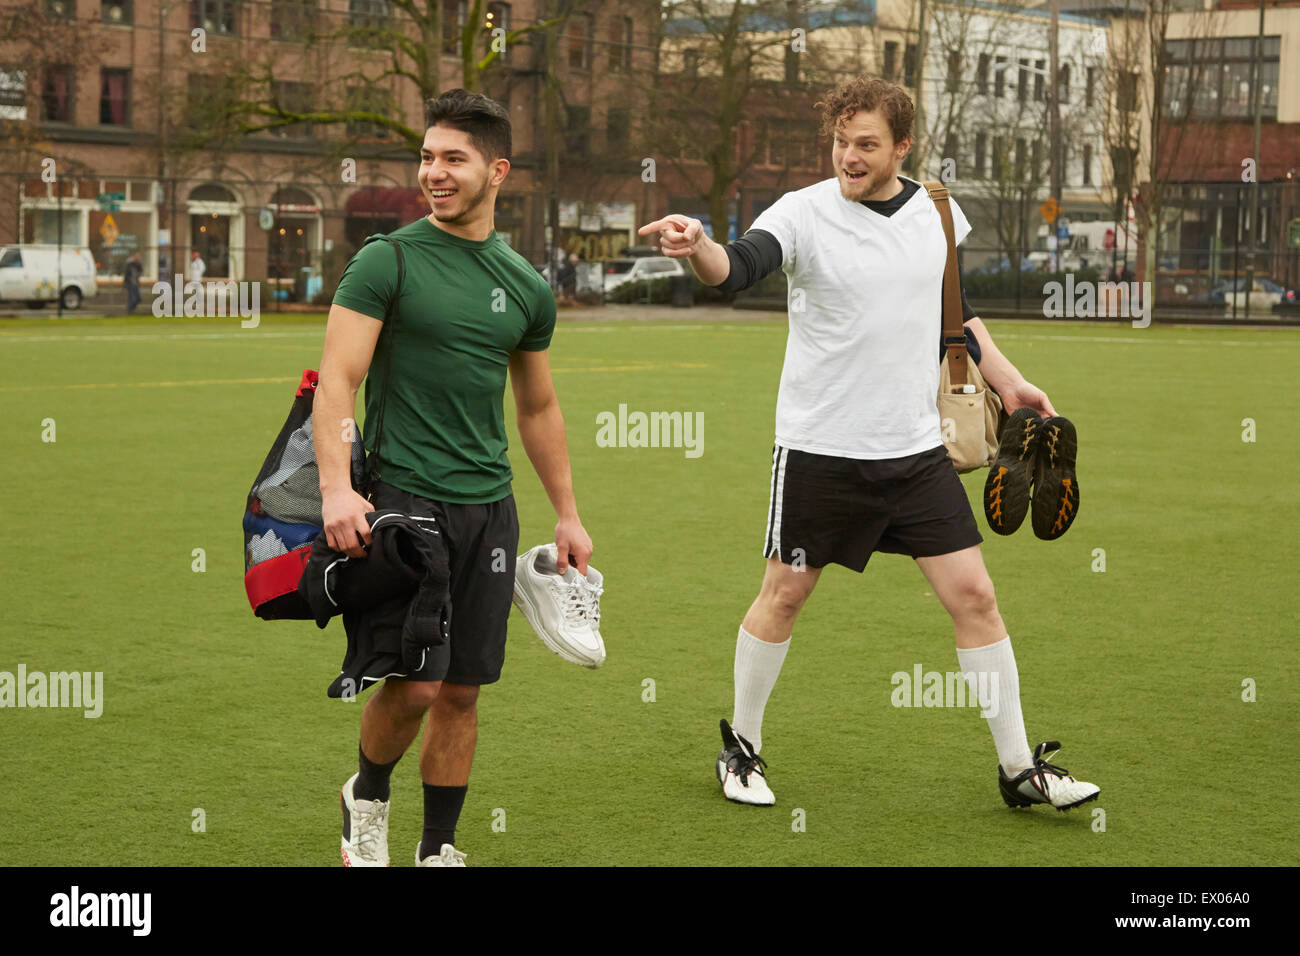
[362,235,405,481]
[923,181,968,391]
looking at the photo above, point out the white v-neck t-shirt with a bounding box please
[749,176,972,460]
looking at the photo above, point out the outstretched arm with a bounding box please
[638,214,731,286]
[508,348,593,575]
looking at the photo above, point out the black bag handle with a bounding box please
[362,235,405,486]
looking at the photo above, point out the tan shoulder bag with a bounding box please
[923,181,1005,473]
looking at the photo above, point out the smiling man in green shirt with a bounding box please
[314,89,593,867]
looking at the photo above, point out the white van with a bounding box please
[0,245,99,309]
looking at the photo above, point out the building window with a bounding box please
[976,53,989,95]
[1059,63,1070,104]
[0,69,26,121]
[439,0,466,53]
[991,137,1003,179]
[1017,59,1028,103]
[565,105,589,153]
[1117,71,1138,112]
[42,66,74,122]
[484,2,510,59]
[191,0,237,37]
[610,16,632,72]
[1014,137,1026,181]
[947,52,961,94]
[942,133,958,171]
[883,42,897,82]
[904,43,917,87]
[350,0,391,47]
[682,48,698,77]
[974,131,986,178]
[606,107,629,153]
[1085,66,1096,107]
[1033,59,1044,102]
[346,85,391,139]
[994,56,1006,98]
[1082,143,1093,186]
[271,0,315,39]
[1164,36,1279,119]
[100,68,129,126]
[43,0,74,19]
[272,81,313,138]
[102,1,132,24]
[568,14,591,70]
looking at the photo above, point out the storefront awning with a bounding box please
[345,187,429,223]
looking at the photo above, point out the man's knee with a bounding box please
[383,678,440,716]
[952,573,999,621]
[432,682,479,716]
[760,567,817,618]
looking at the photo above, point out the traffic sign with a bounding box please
[1039,197,1061,224]
[99,213,119,245]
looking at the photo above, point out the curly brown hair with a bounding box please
[815,76,914,146]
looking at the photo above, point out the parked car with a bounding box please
[1213,277,1290,312]
[0,245,98,309]
[601,256,686,296]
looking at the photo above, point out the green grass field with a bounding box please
[2,311,1296,867]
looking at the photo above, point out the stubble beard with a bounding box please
[428,174,492,225]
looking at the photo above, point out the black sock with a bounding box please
[354,744,400,802]
[419,784,468,859]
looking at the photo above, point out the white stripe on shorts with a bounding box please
[765,446,789,560]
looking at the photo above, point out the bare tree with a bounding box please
[650,0,822,242]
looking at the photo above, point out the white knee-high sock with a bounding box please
[731,626,790,754]
[956,635,1035,774]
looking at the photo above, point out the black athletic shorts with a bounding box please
[364,479,520,686]
[761,443,982,572]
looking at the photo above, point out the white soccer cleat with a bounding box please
[998,741,1101,811]
[513,543,606,668]
[716,719,776,806]
[416,843,467,867]
[340,773,390,867]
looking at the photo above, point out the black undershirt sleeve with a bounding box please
[716,229,784,293]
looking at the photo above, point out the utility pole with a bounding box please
[915,0,928,172]
[1245,0,1265,321]
[1048,0,1062,270]
[544,2,561,292]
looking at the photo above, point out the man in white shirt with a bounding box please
[639,76,1098,813]
[189,251,206,285]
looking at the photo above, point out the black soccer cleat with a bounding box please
[998,741,1100,811]
[1031,416,1080,540]
[716,719,775,806]
[983,408,1042,535]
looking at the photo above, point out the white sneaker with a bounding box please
[340,773,390,867]
[513,543,605,668]
[716,719,776,806]
[999,741,1101,811]
[416,843,467,867]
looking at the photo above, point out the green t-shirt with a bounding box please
[331,216,556,504]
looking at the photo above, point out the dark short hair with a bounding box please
[815,75,914,146]
[424,89,512,163]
